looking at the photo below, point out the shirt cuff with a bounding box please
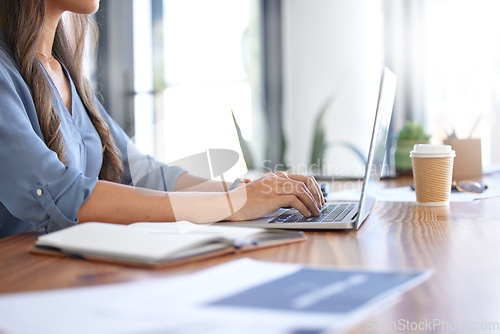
[32,172,98,233]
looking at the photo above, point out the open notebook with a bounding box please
[31,222,305,269]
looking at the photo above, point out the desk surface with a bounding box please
[2,175,500,333]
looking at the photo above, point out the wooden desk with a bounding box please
[1,175,500,333]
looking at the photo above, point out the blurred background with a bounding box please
[92,0,500,180]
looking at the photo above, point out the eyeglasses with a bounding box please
[452,181,488,193]
[410,181,488,193]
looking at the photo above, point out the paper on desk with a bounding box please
[328,186,500,202]
[0,258,430,334]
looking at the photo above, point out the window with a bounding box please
[132,0,263,179]
[385,0,500,166]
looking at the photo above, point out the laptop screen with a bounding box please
[356,67,397,229]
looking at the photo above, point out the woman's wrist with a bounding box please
[166,191,245,223]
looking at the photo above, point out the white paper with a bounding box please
[131,221,266,239]
[328,186,500,202]
[0,258,430,334]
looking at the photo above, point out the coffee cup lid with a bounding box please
[410,144,456,158]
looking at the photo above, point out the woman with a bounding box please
[0,0,324,238]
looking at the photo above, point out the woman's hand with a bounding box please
[226,172,326,221]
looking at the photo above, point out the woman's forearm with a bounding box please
[174,172,233,192]
[77,180,174,224]
[77,180,237,225]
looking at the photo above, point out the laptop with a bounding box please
[219,66,397,230]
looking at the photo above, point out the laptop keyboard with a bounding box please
[269,203,357,224]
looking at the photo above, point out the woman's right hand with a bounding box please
[226,172,325,221]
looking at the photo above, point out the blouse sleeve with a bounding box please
[94,99,186,192]
[0,62,97,233]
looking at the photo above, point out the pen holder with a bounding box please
[443,138,482,180]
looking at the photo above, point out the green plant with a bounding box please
[231,110,255,170]
[395,120,430,173]
[309,94,334,171]
[309,94,366,174]
[397,121,430,141]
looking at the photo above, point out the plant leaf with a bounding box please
[310,94,335,170]
[231,110,255,170]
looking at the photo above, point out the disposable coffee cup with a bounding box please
[410,144,456,206]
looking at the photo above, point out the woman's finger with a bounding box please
[274,177,321,215]
[277,195,311,217]
[287,174,325,206]
[275,172,325,207]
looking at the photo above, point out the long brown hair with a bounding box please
[0,0,123,182]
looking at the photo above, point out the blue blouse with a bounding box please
[0,35,186,238]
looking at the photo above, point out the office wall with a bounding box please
[282,0,384,176]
